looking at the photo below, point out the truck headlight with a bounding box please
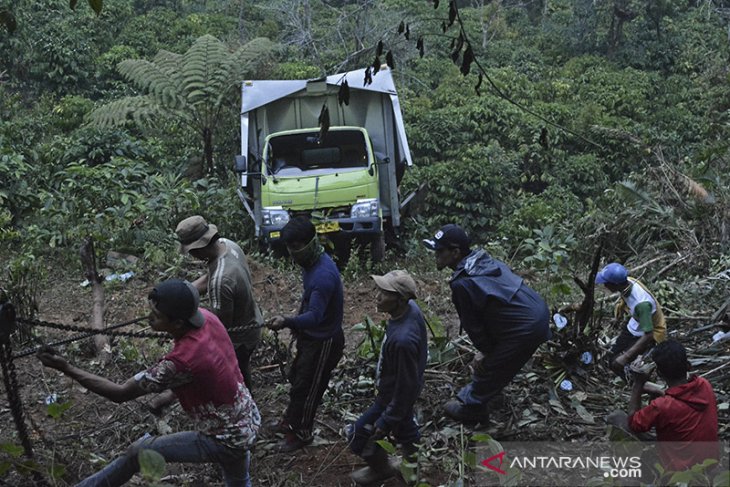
[262,207,290,226]
[350,198,379,219]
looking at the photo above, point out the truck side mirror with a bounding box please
[234,155,248,173]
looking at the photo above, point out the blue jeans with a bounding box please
[76,432,251,487]
[348,402,419,457]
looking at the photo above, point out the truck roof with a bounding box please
[241,66,397,113]
[240,66,412,169]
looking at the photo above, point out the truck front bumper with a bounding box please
[262,216,381,244]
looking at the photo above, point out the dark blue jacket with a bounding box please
[450,250,551,353]
[374,301,428,431]
[284,253,344,340]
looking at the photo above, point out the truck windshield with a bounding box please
[268,130,368,175]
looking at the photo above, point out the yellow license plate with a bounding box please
[315,221,340,234]
[269,231,281,239]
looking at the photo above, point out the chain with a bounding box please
[17,316,148,335]
[1,342,49,485]
[12,317,265,360]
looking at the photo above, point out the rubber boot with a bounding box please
[444,398,490,425]
[351,447,399,485]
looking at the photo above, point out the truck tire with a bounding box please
[370,234,386,262]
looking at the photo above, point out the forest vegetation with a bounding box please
[1,0,729,485]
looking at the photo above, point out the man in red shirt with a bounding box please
[38,279,260,486]
[614,340,720,471]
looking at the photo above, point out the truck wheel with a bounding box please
[370,234,386,262]
[332,234,352,270]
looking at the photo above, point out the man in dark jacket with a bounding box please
[423,224,551,424]
[267,216,345,452]
[349,270,428,485]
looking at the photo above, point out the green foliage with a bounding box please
[352,315,386,360]
[273,61,322,80]
[46,401,72,420]
[0,442,65,482]
[403,143,518,240]
[2,253,45,333]
[517,225,577,300]
[52,95,95,132]
[138,448,166,482]
[88,34,277,174]
[652,457,727,487]
[0,150,39,222]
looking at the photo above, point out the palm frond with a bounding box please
[117,59,187,111]
[211,37,276,109]
[616,180,673,219]
[87,96,166,128]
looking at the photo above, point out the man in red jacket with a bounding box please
[610,340,720,471]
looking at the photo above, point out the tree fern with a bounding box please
[88,35,276,174]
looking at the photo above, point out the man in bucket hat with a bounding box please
[176,215,263,391]
[348,270,428,485]
[423,223,551,425]
[38,279,260,486]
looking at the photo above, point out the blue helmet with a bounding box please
[595,262,628,285]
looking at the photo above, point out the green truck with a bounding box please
[234,66,413,261]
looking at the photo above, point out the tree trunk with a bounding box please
[238,0,246,43]
[203,127,213,175]
[80,237,111,364]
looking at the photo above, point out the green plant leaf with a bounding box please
[0,461,11,476]
[470,433,493,443]
[48,463,66,480]
[375,439,397,454]
[46,401,72,420]
[669,470,695,484]
[0,443,24,458]
[463,451,476,468]
[138,449,166,480]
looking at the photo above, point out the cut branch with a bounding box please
[80,237,111,364]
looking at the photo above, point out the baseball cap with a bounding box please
[422,224,471,252]
[176,216,218,253]
[595,262,629,285]
[372,270,417,300]
[148,279,205,328]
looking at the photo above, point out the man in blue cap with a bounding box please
[423,224,551,425]
[595,262,666,379]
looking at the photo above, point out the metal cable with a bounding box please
[12,316,265,360]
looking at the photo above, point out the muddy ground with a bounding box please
[1,254,728,486]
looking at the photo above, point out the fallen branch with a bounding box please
[700,360,730,378]
[79,237,110,364]
[655,253,691,278]
[628,255,671,275]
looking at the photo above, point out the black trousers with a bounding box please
[235,344,255,393]
[284,330,345,440]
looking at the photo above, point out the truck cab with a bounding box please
[235,66,412,261]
